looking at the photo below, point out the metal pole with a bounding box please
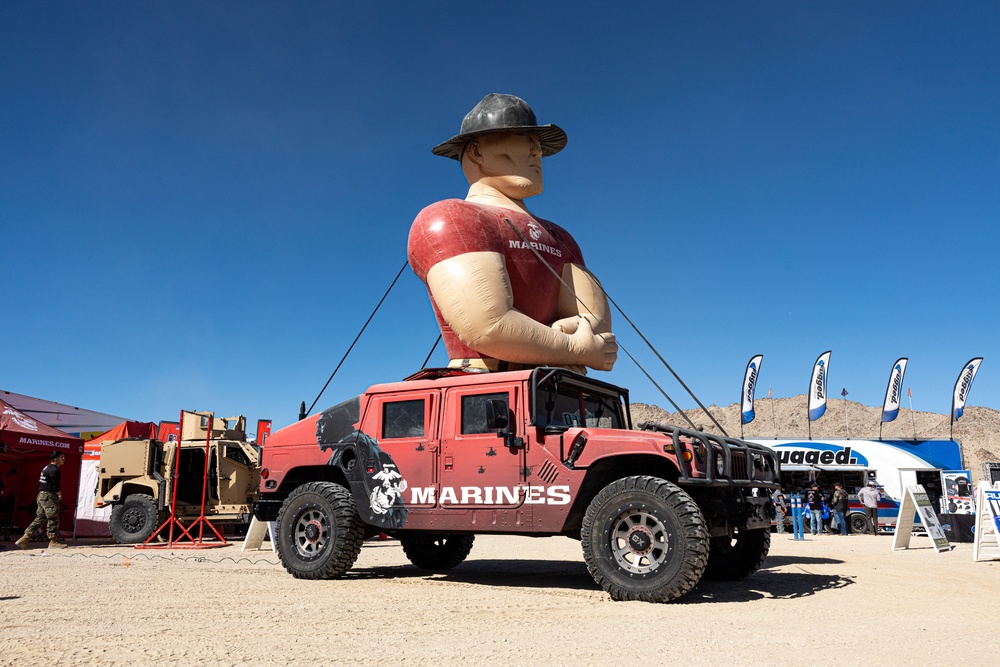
[770,394,776,439]
[792,493,804,540]
[197,412,213,543]
[908,389,916,439]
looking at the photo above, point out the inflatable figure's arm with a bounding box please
[552,263,613,336]
[426,251,617,371]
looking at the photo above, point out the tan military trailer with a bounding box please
[95,412,261,544]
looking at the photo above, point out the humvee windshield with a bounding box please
[532,369,627,431]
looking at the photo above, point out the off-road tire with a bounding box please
[849,512,871,535]
[702,527,771,581]
[109,494,163,545]
[581,476,709,602]
[399,532,475,571]
[276,482,365,579]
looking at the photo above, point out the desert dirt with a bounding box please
[2,530,1000,667]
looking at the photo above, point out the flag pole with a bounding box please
[842,387,850,438]
[807,399,811,440]
[908,387,915,439]
[769,387,776,439]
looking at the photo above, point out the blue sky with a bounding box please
[3,2,998,432]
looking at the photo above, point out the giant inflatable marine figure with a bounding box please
[407,93,617,373]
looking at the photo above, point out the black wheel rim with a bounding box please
[293,506,329,558]
[608,505,670,575]
[121,507,146,534]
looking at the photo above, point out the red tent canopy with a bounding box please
[1,398,83,539]
[84,421,157,460]
[85,421,158,446]
[1,397,83,455]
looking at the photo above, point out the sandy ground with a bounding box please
[2,531,999,667]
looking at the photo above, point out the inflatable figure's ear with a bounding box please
[462,140,483,165]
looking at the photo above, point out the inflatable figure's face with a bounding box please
[471,132,544,199]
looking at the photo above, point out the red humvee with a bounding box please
[254,367,779,602]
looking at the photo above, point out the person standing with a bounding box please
[805,483,824,535]
[857,480,881,535]
[830,482,850,536]
[15,451,68,550]
[771,487,788,534]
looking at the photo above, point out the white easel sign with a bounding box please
[241,516,277,553]
[973,483,1000,562]
[892,484,952,552]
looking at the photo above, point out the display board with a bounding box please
[891,484,951,552]
[942,470,974,514]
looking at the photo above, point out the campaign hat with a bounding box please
[432,93,567,160]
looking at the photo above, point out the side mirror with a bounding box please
[485,399,509,431]
[485,399,524,450]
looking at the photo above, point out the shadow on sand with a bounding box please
[346,553,855,603]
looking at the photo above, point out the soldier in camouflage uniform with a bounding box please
[16,451,68,549]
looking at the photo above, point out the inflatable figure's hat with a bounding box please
[432,93,567,160]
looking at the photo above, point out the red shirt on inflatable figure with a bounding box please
[407,94,617,374]
[409,200,584,360]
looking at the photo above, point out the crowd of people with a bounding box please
[770,480,883,536]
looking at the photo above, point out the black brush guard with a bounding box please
[638,421,780,490]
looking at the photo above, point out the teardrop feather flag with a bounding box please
[808,351,831,421]
[880,358,908,423]
[741,355,763,425]
[952,357,983,421]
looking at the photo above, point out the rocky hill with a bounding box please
[631,395,1000,485]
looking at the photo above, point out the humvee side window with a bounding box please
[461,393,508,434]
[382,400,425,439]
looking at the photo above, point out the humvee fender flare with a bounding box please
[100,480,158,507]
[320,429,408,530]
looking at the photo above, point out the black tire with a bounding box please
[702,527,771,581]
[399,532,475,571]
[581,476,709,603]
[109,494,163,544]
[849,513,871,535]
[276,482,365,579]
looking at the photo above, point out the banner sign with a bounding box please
[741,354,763,425]
[952,357,983,420]
[256,419,273,447]
[808,351,831,421]
[881,358,908,423]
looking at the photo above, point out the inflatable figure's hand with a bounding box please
[551,316,583,335]
[565,316,618,371]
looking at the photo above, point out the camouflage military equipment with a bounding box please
[95,412,261,544]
